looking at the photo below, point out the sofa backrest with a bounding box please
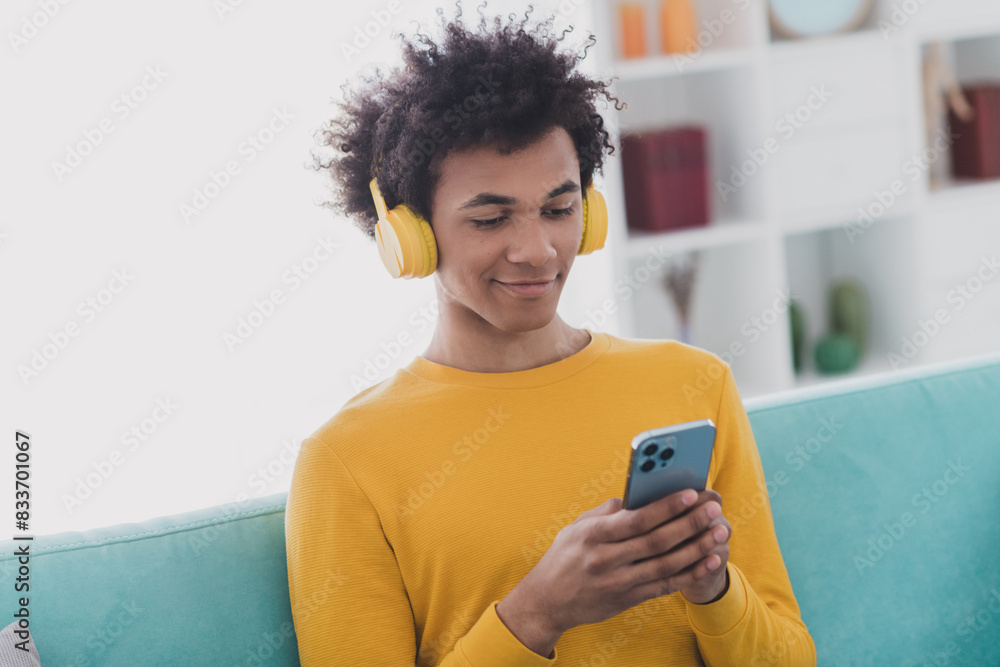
[744,352,1000,666]
[3,352,999,666]
[0,494,296,666]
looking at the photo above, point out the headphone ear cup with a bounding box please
[403,207,438,278]
[370,177,437,279]
[375,206,438,279]
[578,187,608,255]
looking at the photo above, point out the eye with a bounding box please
[470,204,574,228]
[546,206,575,218]
[471,216,506,228]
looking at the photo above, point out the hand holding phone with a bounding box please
[500,437,729,646]
[622,418,716,511]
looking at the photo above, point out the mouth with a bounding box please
[495,279,556,297]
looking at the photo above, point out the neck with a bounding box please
[421,314,591,373]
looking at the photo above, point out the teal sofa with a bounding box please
[3,352,999,666]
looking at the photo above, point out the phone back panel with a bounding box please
[623,419,716,510]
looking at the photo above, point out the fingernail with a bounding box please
[682,490,697,506]
[706,555,719,570]
[714,526,727,543]
[706,503,720,519]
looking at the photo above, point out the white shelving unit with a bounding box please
[582,0,1000,398]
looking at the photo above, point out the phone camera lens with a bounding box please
[640,459,656,472]
[642,443,658,456]
[660,447,674,461]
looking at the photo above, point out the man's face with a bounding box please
[429,126,584,334]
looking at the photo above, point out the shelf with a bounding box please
[927,177,1000,213]
[625,219,768,258]
[792,352,894,390]
[612,46,758,82]
[913,14,1000,44]
[767,27,891,58]
[779,199,917,237]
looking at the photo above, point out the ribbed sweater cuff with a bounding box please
[452,600,559,666]
[683,562,750,636]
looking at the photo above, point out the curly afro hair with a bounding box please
[310,1,624,241]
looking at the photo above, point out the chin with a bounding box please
[477,300,554,333]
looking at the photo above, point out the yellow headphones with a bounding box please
[369,178,608,279]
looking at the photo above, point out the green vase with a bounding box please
[814,334,860,374]
[829,280,869,356]
[789,299,806,373]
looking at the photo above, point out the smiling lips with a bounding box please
[496,279,555,297]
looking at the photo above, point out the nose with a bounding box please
[504,214,558,266]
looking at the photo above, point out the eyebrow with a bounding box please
[457,179,580,210]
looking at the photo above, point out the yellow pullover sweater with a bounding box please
[285,331,816,666]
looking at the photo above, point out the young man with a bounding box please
[286,6,816,665]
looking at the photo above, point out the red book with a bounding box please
[949,83,1000,179]
[620,127,710,232]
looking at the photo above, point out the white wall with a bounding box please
[0,0,610,535]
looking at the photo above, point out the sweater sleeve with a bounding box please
[285,436,417,665]
[285,436,560,666]
[681,362,817,666]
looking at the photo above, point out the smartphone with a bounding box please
[622,418,716,511]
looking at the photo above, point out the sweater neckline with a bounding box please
[404,329,611,388]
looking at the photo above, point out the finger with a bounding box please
[666,511,730,553]
[630,516,731,589]
[622,554,717,605]
[619,500,722,570]
[687,489,722,510]
[571,496,623,524]
[591,488,698,544]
